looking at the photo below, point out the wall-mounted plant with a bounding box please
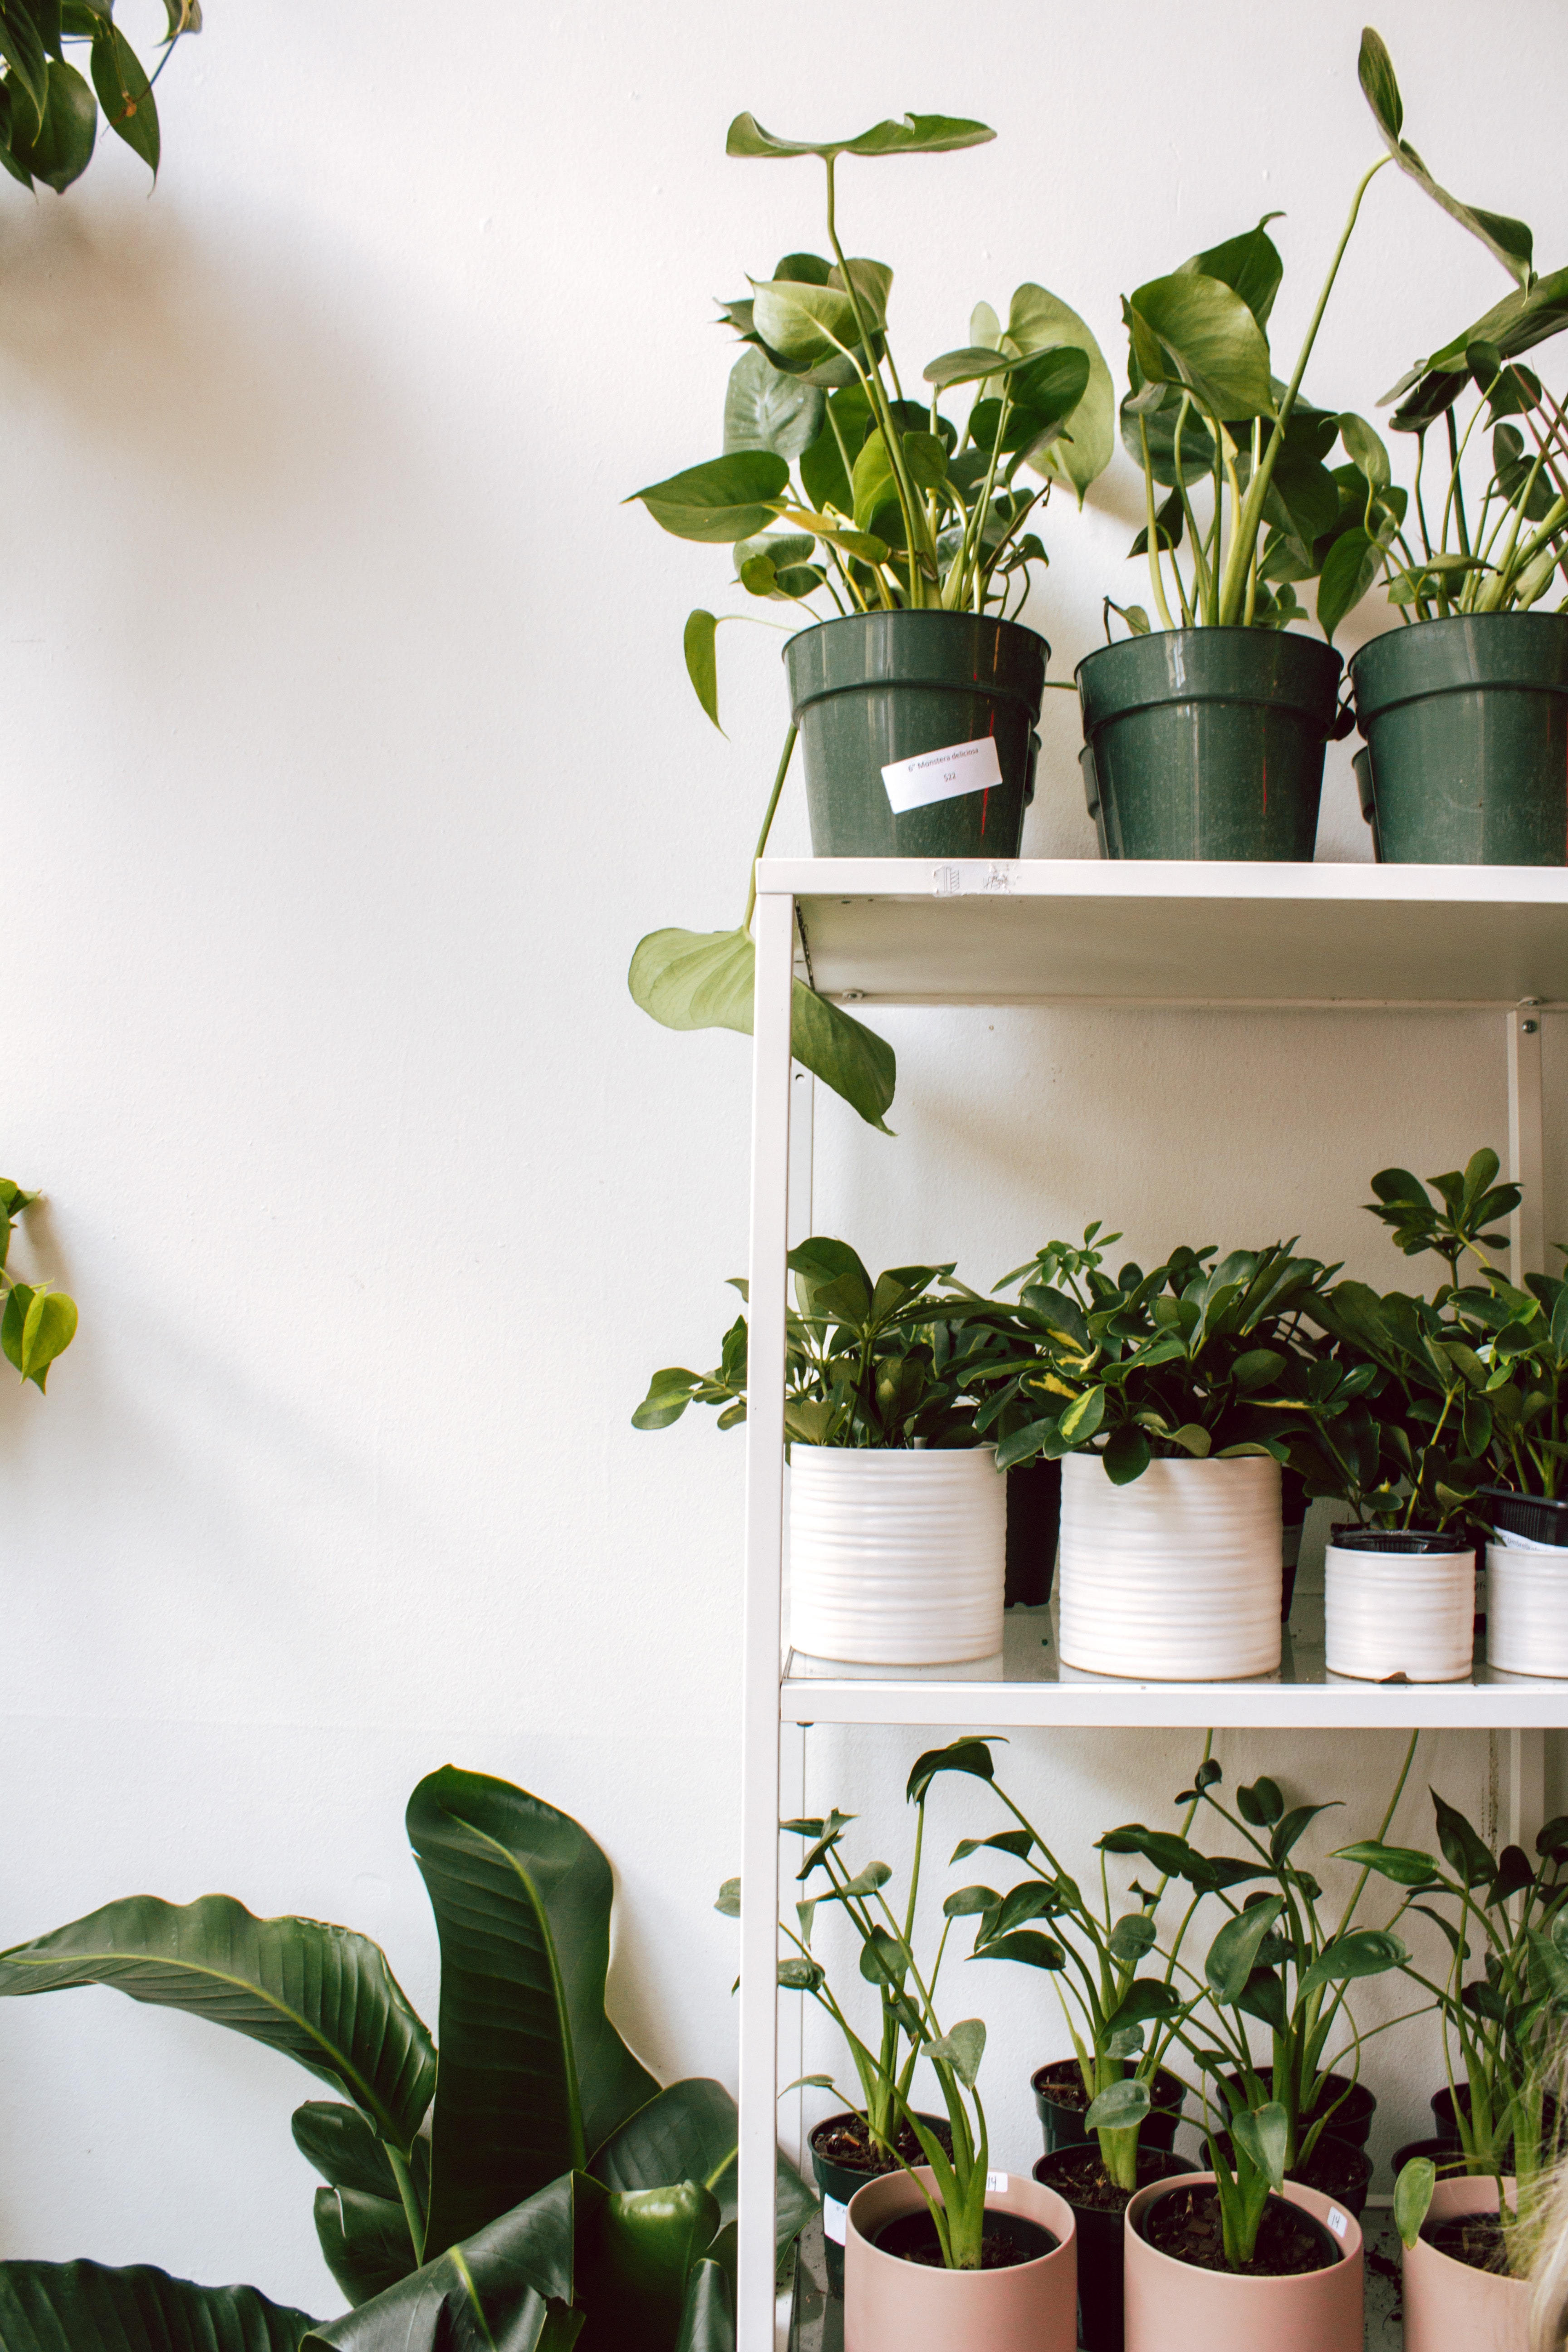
[0,0,199,194]
[626,111,1113,1132]
[0,1179,76,1393]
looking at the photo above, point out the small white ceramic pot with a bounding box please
[1122,2173,1362,2352]
[1324,1530,1475,1681]
[1058,1454,1281,1680]
[845,2165,1077,2352]
[789,1446,1005,1667]
[1401,2174,1528,2352]
[1487,1541,1568,1678]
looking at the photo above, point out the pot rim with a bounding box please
[1125,2171,1358,2280]
[1061,1447,1279,1480]
[1075,622,1343,706]
[1348,609,1568,715]
[1327,1523,1475,1557]
[783,607,1049,654]
[846,2162,1075,2275]
[1030,2056,1183,2107]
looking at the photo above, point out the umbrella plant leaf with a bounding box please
[0,1894,434,2149]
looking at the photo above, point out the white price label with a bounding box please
[882,733,1003,815]
[1327,2205,1348,2239]
[986,2171,1009,2195]
[823,2194,848,2245]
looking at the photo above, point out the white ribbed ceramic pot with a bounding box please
[1325,1544,1475,1681]
[1487,1542,1568,1677]
[789,1446,1005,1667]
[1058,1454,1281,1680]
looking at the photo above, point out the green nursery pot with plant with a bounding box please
[1077,82,1399,862]
[1346,34,1568,865]
[0,1767,813,2350]
[635,1235,1019,1668]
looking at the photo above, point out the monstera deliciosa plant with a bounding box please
[626,109,1112,1138]
[0,1768,811,2350]
[0,0,198,193]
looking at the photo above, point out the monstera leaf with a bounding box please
[0,2261,314,2350]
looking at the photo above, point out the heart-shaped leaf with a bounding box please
[925,2018,986,2087]
[1085,2078,1150,2133]
[1127,271,1275,421]
[1205,1897,1284,2004]
[723,347,825,460]
[628,452,788,544]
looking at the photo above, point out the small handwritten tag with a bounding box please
[823,2194,848,2245]
[1327,2206,1348,2239]
[883,733,1003,815]
[986,2171,1009,2195]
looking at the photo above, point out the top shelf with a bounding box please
[762,860,1568,1009]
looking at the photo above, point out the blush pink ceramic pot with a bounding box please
[1122,2171,1362,2352]
[1402,2175,1529,2352]
[843,2165,1077,2352]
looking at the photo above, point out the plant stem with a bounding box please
[1217,154,1391,624]
[743,724,799,931]
[387,2146,426,2264]
[1137,416,1176,628]
[822,157,930,604]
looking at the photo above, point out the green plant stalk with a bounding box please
[386,2146,426,2264]
[1171,395,1210,622]
[1217,155,1391,623]
[742,723,799,931]
[1137,414,1177,629]
[821,157,932,605]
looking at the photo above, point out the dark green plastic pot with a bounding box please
[1005,1459,1061,1609]
[1350,613,1568,864]
[783,610,1047,858]
[1076,627,1343,860]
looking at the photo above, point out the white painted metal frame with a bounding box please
[736,861,1568,2352]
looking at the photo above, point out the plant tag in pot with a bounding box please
[882,734,1002,813]
[823,2194,848,2244]
[1327,2205,1348,2239]
[986,2170,1009,2193]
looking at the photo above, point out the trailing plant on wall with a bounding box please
[0,0,199,194]
[0,1179,76,1393]
[0,1767,811,2350]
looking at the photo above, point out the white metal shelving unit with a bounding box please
[736,858,1568,2351]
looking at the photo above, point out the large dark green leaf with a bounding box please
[407,1768,659,2259]
[0,2260,314,2350]
[313,2189,421,2310]
[0,1895,434,2150]
[588,2077,814,2259]
[1205,1897,1284,2004]
[627,927,897,1135]
[1389,270,1568,429]
[627,454,788,544]
[0,2,49,128]
[304,2171,586,2352]
[673,2260,732,2352]
[292,2101,430,2204]
[10,57,95,192]
[725,112,994,162]
[590,2181,720,2348]
[1358,29,1533,289]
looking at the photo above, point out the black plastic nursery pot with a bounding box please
[1005,1458,1062,1609]
[1350,614,1568,864]
[1032,2058,1184,2154]
[1281,1468,1308,1624]
[808,2110,951,2298]
[1329,1522,1475,1558]
[1391,2135,1473,2180]
[1075,627,1343,860]
[1429,2082,1555,2148]
[1033,2144,1196,2352]
[1217,2069,1377,2151]
[783,610,1048,858]
[1482,1485,1568,1547]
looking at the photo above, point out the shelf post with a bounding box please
[738,886,795,2352]
[1508,1004,1545,1283]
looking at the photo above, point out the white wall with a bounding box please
[0,0,1563,2317]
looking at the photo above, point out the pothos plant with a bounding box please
[1347,29,1568,623]
[0,0,199,194]
[626,112,1113,1137]
[0,1767,813,2351]
[0,1178,77,1394]
[633,1234,1004,1449]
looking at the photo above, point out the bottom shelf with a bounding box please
[785,2205,1405,2347]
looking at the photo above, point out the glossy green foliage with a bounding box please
[0,2260,314,2350]
[0,1179,77,1393]
[0,0,198,193]
[0,1769,810,2351]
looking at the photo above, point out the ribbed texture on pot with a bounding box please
[1486,1542,1568,1678]
[789,1447,1005,1667]
[1324,1545,1475,1681]
[1058,1454,1281,1680]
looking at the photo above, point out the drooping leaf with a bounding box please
[1431,1789,1497,1891]
[1394,2155,1437,2249]
[0,2261,314,2351]
[1332,1841,1439,1887]
[1004,285,1116,500]
[1126,271,1275,421]
[293,2102,431,2205]
[1,1283,77,1391]
[627,926,896,1134]
[0,1895,434,2150]
[10,57,95,192]
[907,1738,997,1803]
[1205,1897,1284,2004]
[406,1768,659,2258]
[725,113,995,163]
[627,453,788,544]
[89,21,157,171]
[1358,29,1534,289]
[723,347,825,461]
[0,3,49,127]
[682,612,723,732]
[969,1928,1065,1972]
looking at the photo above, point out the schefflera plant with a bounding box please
[626,111,1113,1138]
